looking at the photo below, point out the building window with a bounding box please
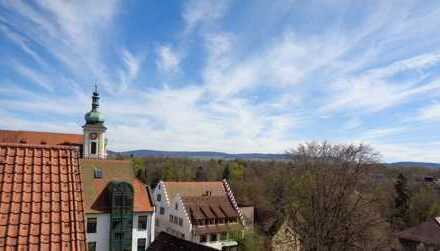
[175,203,178,210]
[200,235,207,243]
[138,216,148,230]
[178,218,183,226]
[157,194,161,201]
[137,238,146,251]
[114,232,124,240]
[94,168,102,178]
[87,217,97,233]
[87,242,96,251]
[169,215,173,223]
[210,234,218,242]
[112,218,121,229]
[91,141,97,154]
[220,232,227,241]
[155,218,160,227]
[160,207,165,215]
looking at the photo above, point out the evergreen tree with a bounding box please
[195,166,208,181]
[222,165,231,180]
[392,173,411,230]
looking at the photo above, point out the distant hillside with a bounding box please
[108,150,440,167]
[387,162,440,169]
[108,149,289,161]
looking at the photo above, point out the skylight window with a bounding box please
[94,167,102,178]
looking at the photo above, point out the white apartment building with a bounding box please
[153,180,245,250]
[80,159,155,251]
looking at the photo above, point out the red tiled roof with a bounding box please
[163,181,227,200]
[0,130,83,146]
[80,159,154,213]
[0,143,86,251]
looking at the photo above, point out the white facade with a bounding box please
[85,212,155,251]
[83,124,107,159]
[152,181,241,250]
[85,214,110,251]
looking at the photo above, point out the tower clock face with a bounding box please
[90,133,98,140]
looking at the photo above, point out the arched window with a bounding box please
[91,142,97,154]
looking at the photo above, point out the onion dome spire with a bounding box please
[85,85,105,124]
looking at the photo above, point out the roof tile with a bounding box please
[0,143,86,250]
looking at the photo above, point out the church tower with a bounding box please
[83,86,107,159]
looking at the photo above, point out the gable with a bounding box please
[80,159,153,213]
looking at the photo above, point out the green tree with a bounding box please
[131,158,145,180]
[410,185,440,225]
[238,230,265,251]
[392,173,411,230]
[195,166,208,181]
[161,159,178,180]
[226,161,245,181]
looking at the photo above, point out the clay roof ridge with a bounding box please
[0,142,79,150]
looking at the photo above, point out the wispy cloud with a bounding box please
[419,103,440,121]
[156,45,180,74]
[182,0,230,33]
[13,63,53,91]
[1,0,440,162]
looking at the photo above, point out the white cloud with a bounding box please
[372,142,440,163]
[13,63,53,91]
[321,53,440,114]
[122,49,141,81]
[419,103,440,121]
[156,45,180,73]
[182,0,230,33]
[2,0,440,163]
[1,0,123,92]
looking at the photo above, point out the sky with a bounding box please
[0,0,440,162]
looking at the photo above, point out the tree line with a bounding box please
[124,142,440,250]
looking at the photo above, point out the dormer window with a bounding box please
[94,168,102,178]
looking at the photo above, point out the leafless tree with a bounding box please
[286,142,394,250]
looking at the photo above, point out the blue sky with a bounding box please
[1,0,440,162]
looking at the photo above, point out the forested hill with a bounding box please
[108,149,289,160]
[109,150,440,167]
[387,162,440,169]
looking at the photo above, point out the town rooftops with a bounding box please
[80,159,154,213]
[0,130,83,146]
[0,143,86,250]
[397,217,440,245]
[148,232,217,251]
